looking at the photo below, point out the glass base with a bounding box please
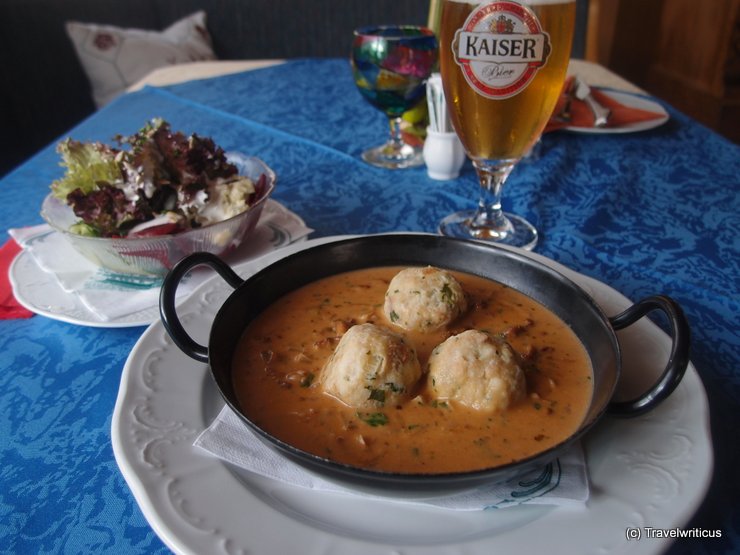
[361,142,424,169]
[438,209,538,250]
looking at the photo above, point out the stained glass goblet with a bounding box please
[351,25,438,169]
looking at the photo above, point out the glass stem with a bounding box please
[471,159,517,237]
[387,116,405,153]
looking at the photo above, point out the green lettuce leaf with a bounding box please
[50,139,122,200]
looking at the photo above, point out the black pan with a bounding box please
[160,234,689,492]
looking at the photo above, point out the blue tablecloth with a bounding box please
[1,58,738,553]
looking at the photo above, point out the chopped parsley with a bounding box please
[357,412,389,427]
[367,388,386,403]
[440,282,456,306]
[300,372,315,388]
[366,383,403,404]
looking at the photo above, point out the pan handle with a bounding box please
[607,295,690,417]
[159,252,244,363]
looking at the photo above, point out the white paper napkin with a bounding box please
[195,404,590,511]
[10,200,312,322]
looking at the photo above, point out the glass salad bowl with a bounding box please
[41,154,276,277]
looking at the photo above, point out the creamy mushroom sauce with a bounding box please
[231,266,593,474]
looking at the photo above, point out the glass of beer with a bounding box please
[438,0,575,249]
[351,26,438,169]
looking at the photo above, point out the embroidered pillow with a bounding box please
[66,11,216,107]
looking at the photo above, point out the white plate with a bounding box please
[9,200,308,328]
[9,249,163,327]
[565,90,669,134]
[112,235,712,555]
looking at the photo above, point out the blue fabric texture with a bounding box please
[0,58,738,553]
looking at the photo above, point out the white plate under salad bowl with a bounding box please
[111,234,712,555]
[10,200,308,327]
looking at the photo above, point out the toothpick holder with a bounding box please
[423,128,466,180]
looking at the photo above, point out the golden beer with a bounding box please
[440,0,576,161]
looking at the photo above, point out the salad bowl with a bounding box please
[41,154,276,276]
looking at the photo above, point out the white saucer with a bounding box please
[9,200,308,328]
[565,90,669,134]
[10,249,162,328]
[112,235,712,555]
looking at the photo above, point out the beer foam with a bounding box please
[446,0,574,4]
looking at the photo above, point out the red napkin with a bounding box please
[0,238,34,319]
[545,76,666,132]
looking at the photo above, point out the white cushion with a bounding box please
[66,11,217,107]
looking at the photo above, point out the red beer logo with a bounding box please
[453,1,551,99]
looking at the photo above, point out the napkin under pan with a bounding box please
[196,405,590,511]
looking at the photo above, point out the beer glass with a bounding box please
[438,0,575,249]
[351,26,438,169]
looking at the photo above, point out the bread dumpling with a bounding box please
[427,329,525,411]
[384,266,467,331]
[321,323,422,408]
